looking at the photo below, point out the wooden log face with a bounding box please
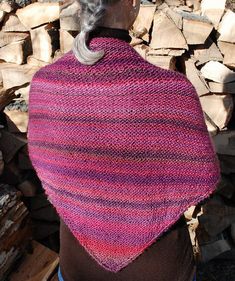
[150,11,188,49]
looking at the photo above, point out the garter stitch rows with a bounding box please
[28,36,220,272]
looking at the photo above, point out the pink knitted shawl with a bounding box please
[28,37,220,272]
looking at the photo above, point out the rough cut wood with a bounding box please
[60,30,77,53]
[0,31,28,48]
[1,14,28,32]
[193,38,223,66]
[218,41,235,69]
[16,2,60,29]
[158,3,183,29]
[27,55,49,67]
[0,37,32,64]
[182,15,213,45]
[201,0,226,28]
[201,61,235,83]
[30,23,59,63]
[133,5,156,42]
[146,55,176,70]
[184,58,209,96]
[218,10,235,43]
[8,241,59,281]
[199,93,234,130]
[150,11,188,50]
[1,64,39,89]
[208,81,235,94]
[133,44,149,59]
[59,0,80,31]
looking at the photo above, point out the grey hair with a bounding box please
[72,0,107,65]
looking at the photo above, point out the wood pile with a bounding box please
[0,0,234,278]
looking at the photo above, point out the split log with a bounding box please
[199,93,234,130]
[1,13,28,32]
[218,10,235,43]
[1,64,40,89]
[59,0,80,31]
[133,5,156,42]
[150,11,188,50]
[201,0,226,28]
[0,31,28,48]
[193,38,223,66]
[182,13,213,45]
[30,23,59,63]
[184,58,209,96]
[16,2,60,29]
[208,81,235,94]
[59,30,77,54]
[148,48,185,56]
[201,61,235,83]
[146,55,176,70]
[8,241,59,281]
[158,3,183,29]
[0,37,32,64]
[218,41,235,69]
[27,55,49,67]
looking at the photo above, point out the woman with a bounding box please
[28,0,220,280]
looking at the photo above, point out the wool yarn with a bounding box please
[28,36,220,272]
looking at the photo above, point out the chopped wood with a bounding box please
[193,38,223,66]
[208,81,235,94]
[158,3,183,29]
[133,5,156,42]
[218,10,235,43]
[59,0,80,31]
[218,41,235,69]
[199,93,234,130]
[182,15,213,45]
[1,13,28,32]
[30,23,59,63]
[16,2,60,29]
[146,55,176,70]
[59,29,77,54]
[27,55,49,67]
[150,11,188,50]
[201,61,235,83]
[8,241,59,281]
[201,0,226,28]
[184,58,209,96]
[0,37,32,64]
[1,64,39,89]
[0,31,28,48]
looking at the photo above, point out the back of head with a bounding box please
[72,0,140,65]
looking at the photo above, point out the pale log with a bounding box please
[150,11,188,50]
[0,37,32,64]
[218,10,235,43]
[16,2,60,29]
[30,23,59,63]
[201,61,235,83]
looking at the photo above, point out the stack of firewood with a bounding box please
[0,0,235,276]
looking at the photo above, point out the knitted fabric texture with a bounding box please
[28,37,220,272]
